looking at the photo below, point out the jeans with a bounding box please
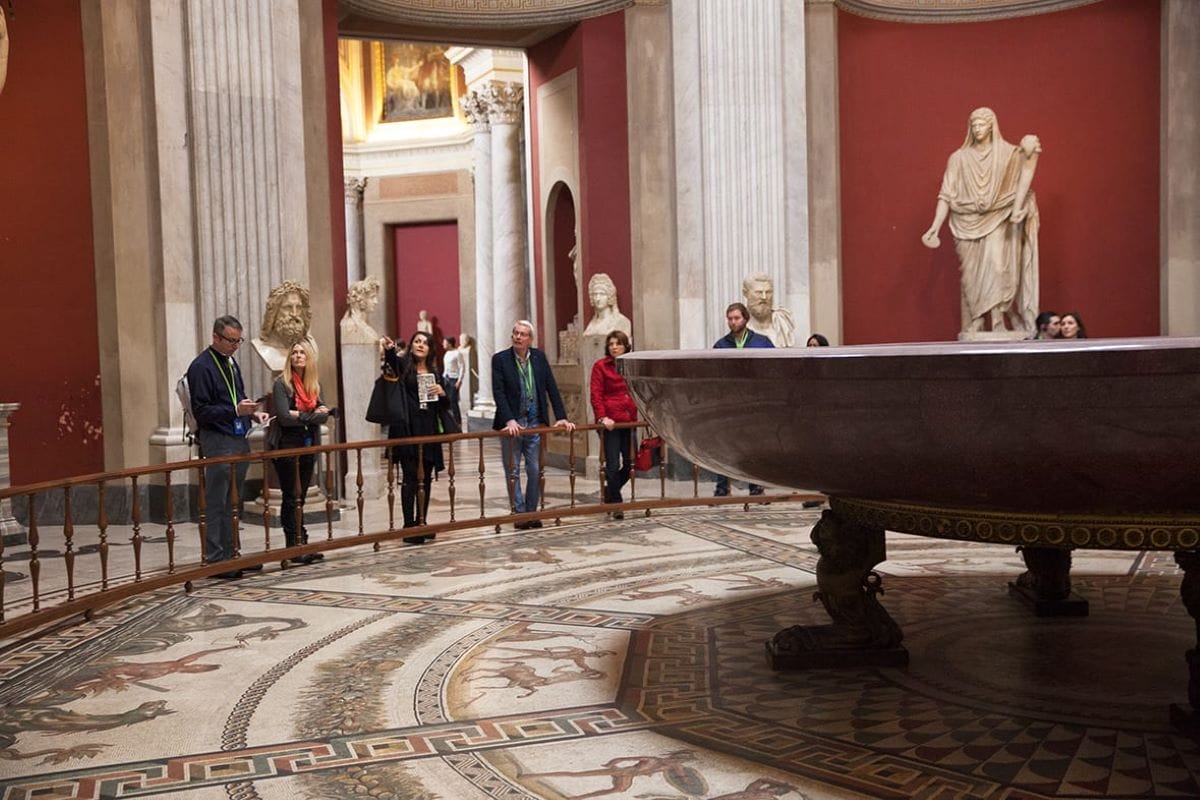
[399,456,434,527]
[272,453,316,546]
[198,428,250,563]
[714,475,763,496]
[501,428,542,513]
[601,427,633,503]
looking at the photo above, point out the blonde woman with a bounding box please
[271,341,330,563]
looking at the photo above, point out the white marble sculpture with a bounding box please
[742,273,796,347]
[340,279,387,498]
[416,309,432,334]
[252,280,318,374]
[582,273,632,337]
[340,276,382,345]
[922,107,1042,336]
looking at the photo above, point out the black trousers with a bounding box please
[601,427,633,504]
[273,454,316,544]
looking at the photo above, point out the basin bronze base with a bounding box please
[1007,582,1089,617]
[766,628,909,670]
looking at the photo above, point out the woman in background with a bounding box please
[590,330,638,520]
[1059,312,1087,339]
[271,341,330,564]
[806,333,830,347]
[381,330,448,541]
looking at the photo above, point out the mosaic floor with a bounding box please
[1,505,1197,799]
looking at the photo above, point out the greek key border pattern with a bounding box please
[0,706,651,799]
[830,497,1200,551]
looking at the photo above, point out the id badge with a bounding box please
[304,435,313,447]
[233,418,245,436]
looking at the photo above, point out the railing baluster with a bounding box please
[28,494,40,611]
[658,438,668,506]
[292,455,303,549]
[355,448,365,535]
[197,462,208,564]
[262,453,272,552]
[131,475,142,581]
[598,426,608,506]
[537,432,546,515]
[97,480,109,590]
[416,444,427,526]
[628,425,637,505]
[165,470,177,573]
[385,454,396,533]
[62,487,75,600]
[567,428,577,511]
[477,436,486,520]
[324,448,334,539]
[446,437,456,522]
[230,458,242,559]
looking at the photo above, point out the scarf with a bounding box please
[292,373,318,412]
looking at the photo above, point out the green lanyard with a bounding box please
[733,331,749,349]
[209,350,239,407]
[516,356,534,397]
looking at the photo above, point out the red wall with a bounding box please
[0,2,103,484]
[392,222,461,348]
[838,0,1160,343]
[551,187,577,331]
[527,13,633,339]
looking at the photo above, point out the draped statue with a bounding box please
[922,108,1042,336]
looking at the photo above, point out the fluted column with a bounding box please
[483,82,528,356]
[344,177,367,284]
[186,0,310,400]
[461,91,496,416]
[673,0,809,347]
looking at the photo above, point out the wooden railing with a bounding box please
[0,423,816,639]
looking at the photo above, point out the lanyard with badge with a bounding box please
[210,350,245,435]
[517,356,535,419]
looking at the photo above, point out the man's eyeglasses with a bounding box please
[217,332,244,345]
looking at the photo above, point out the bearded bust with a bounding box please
[742,273,795,347]
[252,280,317,374]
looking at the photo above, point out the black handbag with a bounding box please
[366,367,408,426]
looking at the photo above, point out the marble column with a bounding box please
[484,82,529,358]
[344,177,367,286]
[462,91,497,417]
[0,404,23,542]
[1162,0,1200,335]
[805,0,841,343]
[672,0,810,348]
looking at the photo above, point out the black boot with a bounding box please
[301,527,323,563]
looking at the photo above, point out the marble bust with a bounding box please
[582,273,631,337]
[252,280,317,374]
[742,273,795,347]
[416,309,432,334]
[922,107,1042,335]
[340,276,382,345]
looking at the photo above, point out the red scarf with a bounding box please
[292,373,317,412]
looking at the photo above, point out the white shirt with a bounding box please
[443,349,463,379]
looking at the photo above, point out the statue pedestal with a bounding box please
[546,335,607,481]
[0,403,25,544]
[959,330,1029,342]
[340,342,387,499]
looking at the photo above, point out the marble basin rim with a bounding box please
[618,337,1200,515]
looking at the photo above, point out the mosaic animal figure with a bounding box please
[0,700,173,765]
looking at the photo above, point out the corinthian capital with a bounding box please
[460,90,491,131]
[481,82,524,125]
[344,177,366,204]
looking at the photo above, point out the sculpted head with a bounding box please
[346,276,380,314]
[588,273,617,313]
[742,273,775,323]
[968,107,996,145]
[261,280,312,348]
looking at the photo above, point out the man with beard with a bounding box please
[251,281,318,373]
[742,273,795,347]
[712,302,773,497]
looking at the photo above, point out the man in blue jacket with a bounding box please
[492,319,575,528]
[713,302,773,496]
[186,315,268,577]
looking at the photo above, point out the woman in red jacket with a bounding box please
[590,330,638,518]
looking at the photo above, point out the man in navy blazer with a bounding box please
[492,319,576,528]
